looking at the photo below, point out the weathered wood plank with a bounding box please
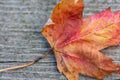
[0,0,120,80]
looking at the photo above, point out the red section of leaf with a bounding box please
[41,0,120,80]
[51,0,84,23]
[81,8,120,50]
[61,42,119,79]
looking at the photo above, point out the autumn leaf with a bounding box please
[41,0,120,80]
[0,0,119,80]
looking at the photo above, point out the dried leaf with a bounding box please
[41,0,120,80]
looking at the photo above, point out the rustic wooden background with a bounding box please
[0,0,120,80]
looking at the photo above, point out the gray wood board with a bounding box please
[0,0,120,80]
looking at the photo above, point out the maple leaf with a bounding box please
[0,0,119,79]
[41,0,120,80]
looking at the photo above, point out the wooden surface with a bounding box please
[0,0,120,80]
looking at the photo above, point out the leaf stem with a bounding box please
[0,48,53,73]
